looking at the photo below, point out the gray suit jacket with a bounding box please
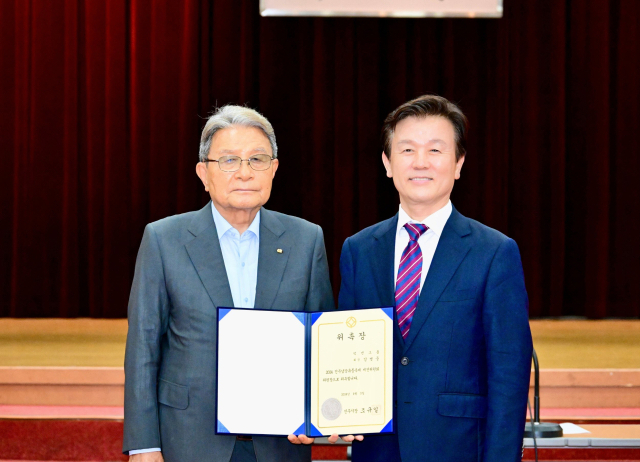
[123,203,335,462]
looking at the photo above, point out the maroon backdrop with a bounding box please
[1,0,639,318]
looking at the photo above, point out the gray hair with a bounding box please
[199,105,278,161]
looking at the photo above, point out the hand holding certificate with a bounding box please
[216,307,394,438]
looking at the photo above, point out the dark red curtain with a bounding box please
[2,0,639,318]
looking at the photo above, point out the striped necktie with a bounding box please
[395,223,429,339]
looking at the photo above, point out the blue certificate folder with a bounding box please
[215,307,395,437]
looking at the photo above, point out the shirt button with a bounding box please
[401,357,409,366]
[244,298,248,303]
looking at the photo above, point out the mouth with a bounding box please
[409,177,433,182]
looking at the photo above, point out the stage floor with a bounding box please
[0,319,127,367]
[0,318,638,462]
[0,318,638,368]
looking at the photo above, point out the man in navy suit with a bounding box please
[338,95,532,462]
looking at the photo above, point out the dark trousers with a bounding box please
[230,440,257,462]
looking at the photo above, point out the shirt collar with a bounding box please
[211,202,261,239]
[396,200,452,238]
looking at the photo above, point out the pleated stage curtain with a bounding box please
[1,0,639,318]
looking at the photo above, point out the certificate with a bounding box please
[216,307,394,437]
[310,308,394,435]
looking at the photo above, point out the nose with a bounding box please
[235,159,254,179]
[413,150,430,168]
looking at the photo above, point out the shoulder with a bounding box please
[261,209,323,246]
[344,215,397,247]
[466,217,510,244]
[135,208,206,253]
[354,216,396,238]
[263,209,320,234]
[147,210,200,235]
[143,204,212,246]
[452,209,520,256]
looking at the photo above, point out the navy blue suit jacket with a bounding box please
[339,207,532,462]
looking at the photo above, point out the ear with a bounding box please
[454,155,465,180]
[195,162,209,191]
[382,152,392,178]
[271,158,279,178]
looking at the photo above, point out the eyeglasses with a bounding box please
[203,154,274,172]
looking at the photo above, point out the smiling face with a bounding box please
[382,115,465,220]
[195,125,278,216]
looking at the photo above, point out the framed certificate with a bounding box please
[216,307,394,437]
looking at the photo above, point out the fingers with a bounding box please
[289,432,363,445]
[287,434,315,445]
[129,453,164,462]
[298,435,315,445]
[339,434,364,442]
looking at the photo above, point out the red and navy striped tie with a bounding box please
[395,223,429,339]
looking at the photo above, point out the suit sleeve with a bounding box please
[482,238,533,462]
[304,225,336,311]
[122,224,170,453]
[338,237,356,310]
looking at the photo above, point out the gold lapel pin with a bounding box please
[277,248,283,254]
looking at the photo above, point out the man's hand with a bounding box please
[129,451,164,462]
[288,433,364,445]
[327,434,364,444]
[288,434,315,445]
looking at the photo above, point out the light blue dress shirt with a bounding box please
[129,203,260,455]
[210,203,260,309]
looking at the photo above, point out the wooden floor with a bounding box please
[0,319,127,367]
[0,318,638,368]
[530,320,640,369]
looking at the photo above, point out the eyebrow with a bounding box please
[396,139,447,146]
[217,147,268,155]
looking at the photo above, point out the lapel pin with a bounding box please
[277,248,283,254]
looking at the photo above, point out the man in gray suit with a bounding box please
[123,105,335,462]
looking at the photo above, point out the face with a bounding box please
[382,116,464,217]
[196,125,278,214]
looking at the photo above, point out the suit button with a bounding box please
[401,357,409,366]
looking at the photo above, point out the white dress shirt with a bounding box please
[129,204,260,455]
[393,201,453,293]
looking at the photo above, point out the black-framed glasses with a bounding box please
[203,154,274,172]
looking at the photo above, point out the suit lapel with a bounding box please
[255,208,291,309]
[371,215,405,346]
[402,208,471,352]
[371,215,398,307]
[185,203,234,309]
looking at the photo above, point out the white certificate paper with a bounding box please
[217,309,306,435]
[310,308,394,435]
[216,307,394,437]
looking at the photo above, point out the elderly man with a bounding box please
[336,95,532,461]
[123,105,334,462]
